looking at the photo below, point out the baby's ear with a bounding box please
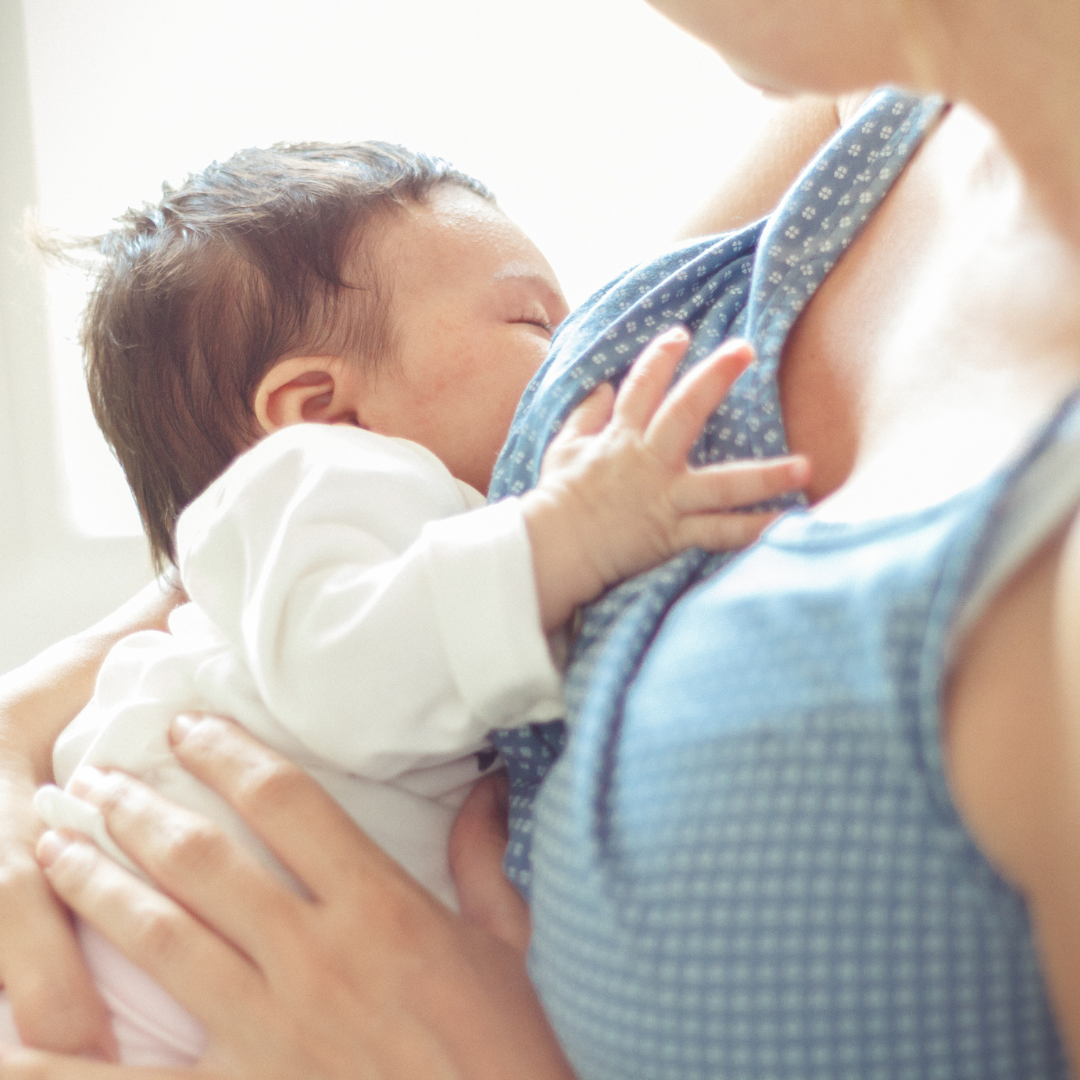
[254,356,360,433]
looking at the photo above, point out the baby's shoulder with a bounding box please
[177,425,479,564]
[238,423,449,481]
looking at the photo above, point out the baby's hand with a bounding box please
[522,326,809,630]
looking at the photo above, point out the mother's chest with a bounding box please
[778,105,1080,513]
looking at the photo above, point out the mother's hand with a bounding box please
[448,773,532,958]
[0,715,574,1079]
[0,740,115,1061]
[0,581,184,1064]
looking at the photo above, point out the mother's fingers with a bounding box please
[0,859,117,1060]
[64,765,304,985]
[0,1046,194,1079]
[36,832,262,1039]
[448,775,531,956]
[166,715,410,904]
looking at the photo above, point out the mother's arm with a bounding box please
[676,93,860,239]
[944,509,1080,1074]
[0,581,181,1059]
[0,715,574,1079]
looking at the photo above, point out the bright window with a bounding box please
[22,0,776,537]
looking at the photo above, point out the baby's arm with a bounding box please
[178,426,566,777]
[523,326,809,630]
[179,331,804,776]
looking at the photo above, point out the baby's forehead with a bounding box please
[365,188,557,295]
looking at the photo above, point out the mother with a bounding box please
[5,0,1080,1076]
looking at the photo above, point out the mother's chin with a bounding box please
[640,0,921,98]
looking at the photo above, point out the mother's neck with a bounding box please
[913,0,1080,248]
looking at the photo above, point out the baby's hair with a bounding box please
[63,142,492,572]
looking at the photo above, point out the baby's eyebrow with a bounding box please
[493,266,566,314]
[493,265,551,286]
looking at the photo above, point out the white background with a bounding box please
[0,0,777,672]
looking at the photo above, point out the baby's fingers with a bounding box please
[611,326,692,430]
[646,339,755,465]
[557,382,616,441]
[673,455,810,514]
[677,511,782,552]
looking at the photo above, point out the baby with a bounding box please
[7,142,806,1064]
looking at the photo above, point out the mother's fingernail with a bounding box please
[169,713,198,745]
[68,764,108,799]
[37,830,72,868]
[662,325,688,342]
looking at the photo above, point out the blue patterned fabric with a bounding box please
[487,720,567,888]
[488,88,1072,1077]
[528,391,1076,1078]
[489,89,944,896]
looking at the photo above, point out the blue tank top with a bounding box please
[488,90,1077,1078]
[491,88,945,892]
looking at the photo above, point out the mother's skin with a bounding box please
[6,0,1080,1074]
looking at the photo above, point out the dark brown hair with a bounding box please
[73,141,492,571]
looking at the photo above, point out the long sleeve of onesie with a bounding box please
[29,422,563,1053]
[175,424,563,781]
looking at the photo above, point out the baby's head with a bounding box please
[81,141,566,571]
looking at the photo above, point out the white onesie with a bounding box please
[5,424,564,1065]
